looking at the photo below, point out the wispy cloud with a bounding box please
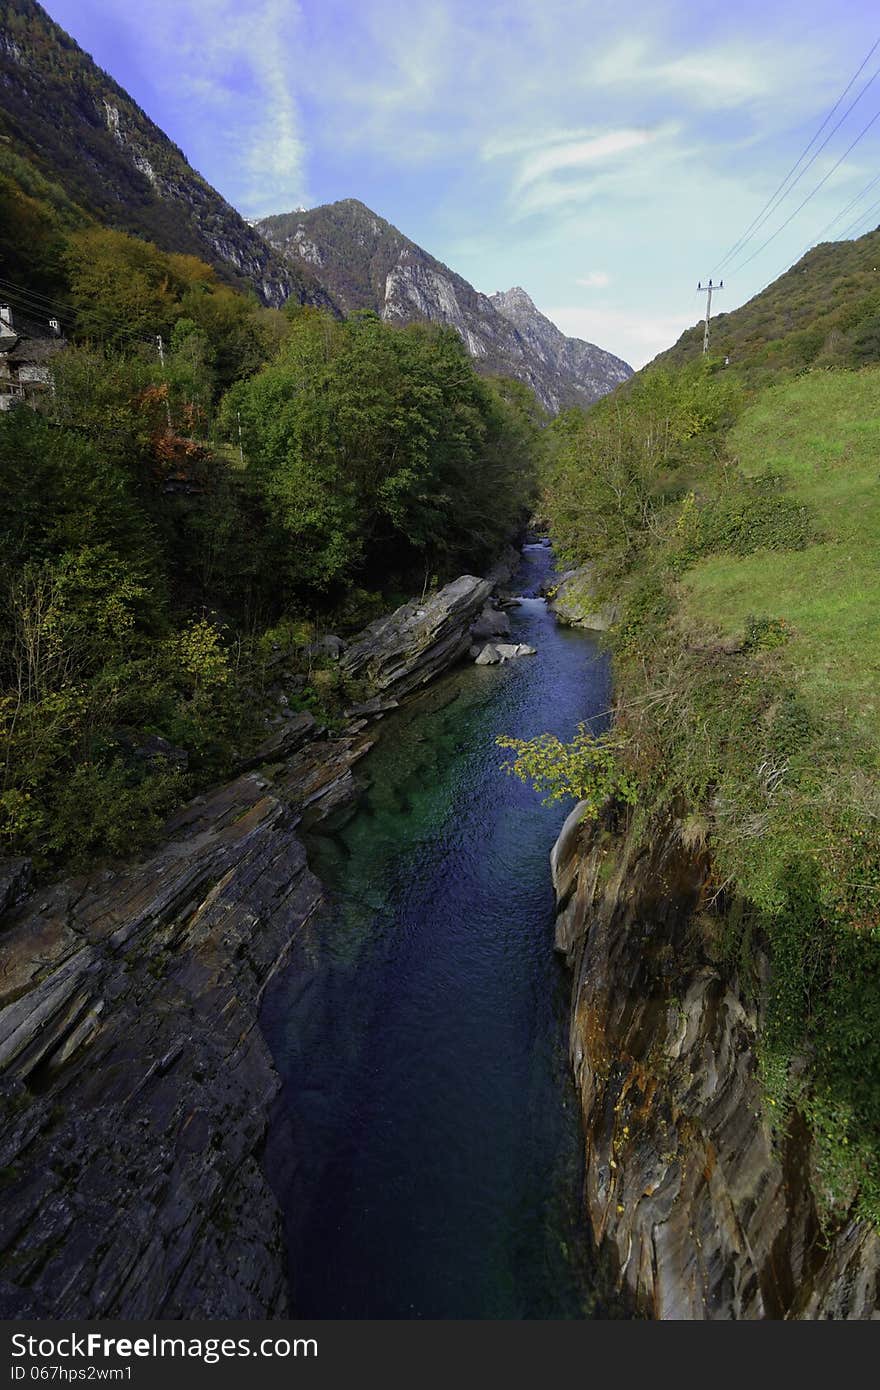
[43,0,880,365]
[589,37,788,109]
[513,129,659,189]
[119,0,310,216]
[577,272,611,289]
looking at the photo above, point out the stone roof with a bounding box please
[6,337,66,365]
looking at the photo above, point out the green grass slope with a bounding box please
[680,370,880,745]
[540,335,880,1226]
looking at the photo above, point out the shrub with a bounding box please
[496,724,638,818]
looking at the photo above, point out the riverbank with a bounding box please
[551,803,880,1318]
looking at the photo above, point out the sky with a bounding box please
[40,0,880,367]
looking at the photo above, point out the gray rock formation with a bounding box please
[490,287,632,411]
[548,566,619,631]
[470,604,511,642]
[256,200,632,413]
[551,805,880,1319]
[473,642,536,665]
[341,574,493,698]
[0,728,374,1318]
[0,561,514,1317]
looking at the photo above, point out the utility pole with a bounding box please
[155,334,172,430]
[697,279,722,354]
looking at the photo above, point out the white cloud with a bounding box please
[546,304,700,370]
[513,129,658,189]
[577,272,611,289]
[588,35,811,111]
[481,127,595,161]
[148,0,309,217]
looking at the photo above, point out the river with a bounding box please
[261,542,614,1317]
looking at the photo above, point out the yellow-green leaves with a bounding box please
[496,724,637,819]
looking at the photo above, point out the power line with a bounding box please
[0,276,70,314]
[837,192,880,240]
[728,104,880,274]
[696,278,723,354]
[0,277,164,351]
[714,35,880,274]
[806,168,880,246]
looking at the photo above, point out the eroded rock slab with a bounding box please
[341,574,492,697]
[551,808,880,1319]
[0,731,373,1318]
[473,642,537,665]
[548,566,618,632]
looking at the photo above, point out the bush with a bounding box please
[497,724,638,818]
[671,479,815,572]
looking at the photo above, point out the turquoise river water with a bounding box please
[261,542,615,1318]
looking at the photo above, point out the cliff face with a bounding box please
[551,803,880,1319]
[0,719,378,1317]
[489,287,631,410]
[257,199,632,413]
[0,1,331,309]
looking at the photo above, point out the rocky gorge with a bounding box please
[2,534,877,1320]
[0,564,517,1317]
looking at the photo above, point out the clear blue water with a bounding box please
[261,543,614,1318]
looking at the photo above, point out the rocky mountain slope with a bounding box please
[257,199,632,412]
[489,287,631,409]
[0,0,331,309]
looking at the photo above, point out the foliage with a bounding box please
[654,225,880,382]
[0,246,539,872]
[497,725,638,819]
[223,310,536,600]
[547,358,880,1230]
[669,476,815,572]
[543,360,742,573]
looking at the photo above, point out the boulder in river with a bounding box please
[341,574,493,698]
[548,566,618,631]
[470,603,511,642]
[474,642,537,665]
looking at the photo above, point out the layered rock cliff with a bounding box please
[256,199,632,413]
[0,721,373,1317]
[551,804,880,1319]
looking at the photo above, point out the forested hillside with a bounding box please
[0,205,537,875]
[656,226,880,381]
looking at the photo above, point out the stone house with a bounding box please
[0,305,66,410]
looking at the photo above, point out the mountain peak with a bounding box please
[492,286,537,312]
[258,202,632,412]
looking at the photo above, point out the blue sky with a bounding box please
[42,0,880,366]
